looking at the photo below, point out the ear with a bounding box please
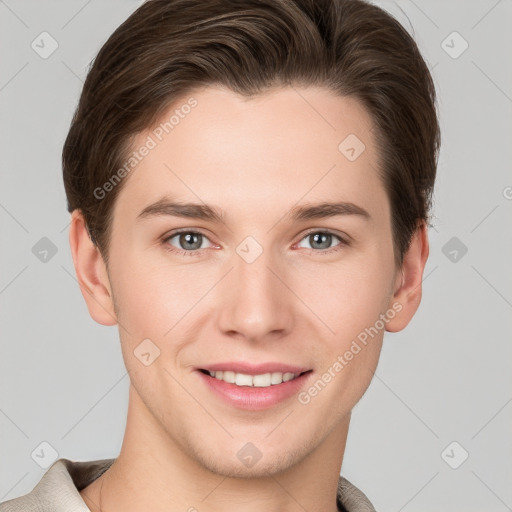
[385,220,429,332]
[68,209,117,326]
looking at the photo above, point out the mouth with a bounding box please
[198,368,312,388]
[196,364,314,411]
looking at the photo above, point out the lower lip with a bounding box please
[197,370,313,411]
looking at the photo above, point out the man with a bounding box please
[0,0,439,510]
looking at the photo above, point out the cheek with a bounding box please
[295,254,393,403]
[112,267,183,339]
[295,257,393,338]
[108,253,218,364]
[110,267,189,400]
[298,264,389,415]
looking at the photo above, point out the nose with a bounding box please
[216,240,294,343]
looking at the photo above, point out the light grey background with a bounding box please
[1,0,511,510]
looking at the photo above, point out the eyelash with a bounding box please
[161,228,350,257]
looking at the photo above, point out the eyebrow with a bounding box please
[137,198,371,223]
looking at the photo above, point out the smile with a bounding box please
[200,369,306,387]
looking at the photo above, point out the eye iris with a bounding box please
[311,232,332,250]
[172,232,338,252]
[180,232,202,250]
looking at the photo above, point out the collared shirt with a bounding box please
[0,458,377,512]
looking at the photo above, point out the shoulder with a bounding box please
[336,475,377,512]
[0,458,115,512]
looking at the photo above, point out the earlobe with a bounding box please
[385,221,430,333]
[68,209,118,326]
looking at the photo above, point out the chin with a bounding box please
[188,436,310,479]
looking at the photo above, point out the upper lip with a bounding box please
[198,362,311,375]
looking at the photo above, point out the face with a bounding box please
[100,85,401,477]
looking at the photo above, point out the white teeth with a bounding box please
[271,372,283,385]
[206,370,300,387]
[282,372,296,382]
[253,373,272,387]
[235,372,253,386]
[222,370,235,383]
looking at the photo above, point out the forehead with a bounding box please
[112,85,388,225]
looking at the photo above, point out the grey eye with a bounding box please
[297,232,343,251]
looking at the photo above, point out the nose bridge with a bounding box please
[217,235,292,339]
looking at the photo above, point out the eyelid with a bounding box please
[162,228,217,248]
[299,227,350,242]
[297,228,353,247]
[294,228,350,252]
[161,227,350,255]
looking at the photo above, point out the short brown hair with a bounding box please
[62,0,440,268]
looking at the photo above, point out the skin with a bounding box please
[71,85,429,512]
